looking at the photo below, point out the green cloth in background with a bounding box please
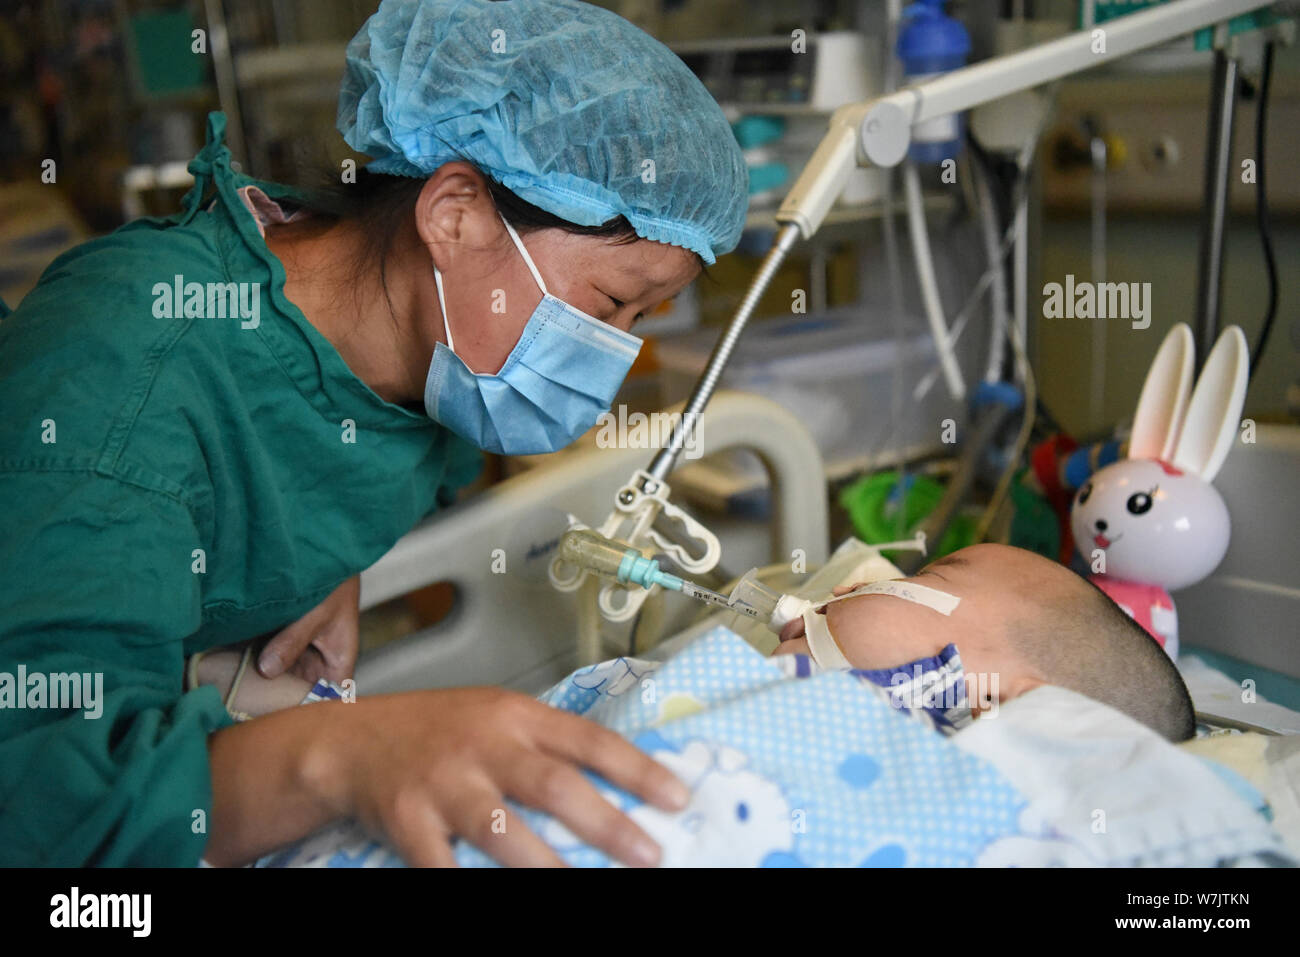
[129,11,208,96]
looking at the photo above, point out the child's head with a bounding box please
[773,543,1195,742]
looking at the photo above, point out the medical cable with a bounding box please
[1249,40,1277,384]
[184,643,256,723]
[974,277,1037,544]
[904,160,966,400]
[907,127,1039,546]
[909,99,1054,406]
[904,113,1043,545]
[882,0,911,489]
[973,145,1009,384]
[224,644,255,721]
[973,85,1052,542]
[645,222,801,486]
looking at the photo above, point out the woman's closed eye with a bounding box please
[606,295,644,324]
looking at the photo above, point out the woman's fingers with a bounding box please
[831,581,869,597]
[258,607,324,679]
[508,754,660,867]
[310,577,361,683]
[291,610,357,685]
[536,707,689,814]
[442,779,566,868]
[259,577,360,682]
[378,795,458,868]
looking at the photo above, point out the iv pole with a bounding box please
[552,0,1281,622]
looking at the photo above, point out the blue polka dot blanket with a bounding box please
[259,626,1031,867]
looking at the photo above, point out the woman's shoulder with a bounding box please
[44,211,229,286]
[7,213,234,328]
[0,215,261,494]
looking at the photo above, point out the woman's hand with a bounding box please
[257,576,360,684]
[304,687,690,868]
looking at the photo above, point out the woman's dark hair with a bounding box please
[296,164,657,287]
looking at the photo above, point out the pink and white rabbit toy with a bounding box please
[1070,322,1250,660]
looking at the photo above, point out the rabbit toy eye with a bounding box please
[1078,482,1093,505]
[1126,490,1155,515]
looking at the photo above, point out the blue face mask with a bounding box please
[424,216,643,455]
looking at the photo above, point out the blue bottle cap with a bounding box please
[897,0,971,62]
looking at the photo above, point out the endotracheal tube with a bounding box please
[558,528,805,631]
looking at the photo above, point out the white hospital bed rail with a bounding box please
[356,391,829,694]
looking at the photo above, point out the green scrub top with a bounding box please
[0,113,483,865]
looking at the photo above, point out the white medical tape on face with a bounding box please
[770,594,812,631]
[802,606,854,670]
[818,578,961,616]
[797,577,961,670]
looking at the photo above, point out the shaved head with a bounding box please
[1005,569,1196,742]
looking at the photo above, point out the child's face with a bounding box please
[772,544,1052,714]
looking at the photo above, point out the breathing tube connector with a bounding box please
[559,528,683,592]
[728,569,812,633]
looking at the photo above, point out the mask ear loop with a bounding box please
[432,264,455,353]
[434,214,549,356]
[498,215,550,297]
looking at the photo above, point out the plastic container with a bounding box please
[897,0,971,164]
[558,528,680,590]
[655,310,967,477]
[839,470,975,559]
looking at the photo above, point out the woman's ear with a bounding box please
[413,162,499,269]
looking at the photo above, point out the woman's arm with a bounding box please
[0,472,230,866]
[204,703,348,866]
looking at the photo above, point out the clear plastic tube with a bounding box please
[559,528,682,591]
[559,528,635,580]
[729,569,811,633]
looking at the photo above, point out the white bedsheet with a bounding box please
[951,685,1292,867]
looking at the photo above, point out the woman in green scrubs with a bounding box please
[0,0,747,866]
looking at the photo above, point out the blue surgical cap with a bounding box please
[338,0,748,263]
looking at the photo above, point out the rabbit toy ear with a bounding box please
[1172,325,1250,481]
[1129,323,1195,461]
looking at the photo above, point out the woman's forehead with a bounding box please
[609,237,697,273]
[589,238,700,294]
